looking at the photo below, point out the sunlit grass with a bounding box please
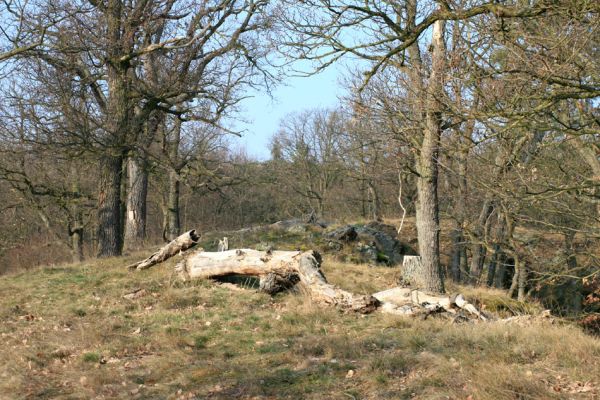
[0,242,598,399]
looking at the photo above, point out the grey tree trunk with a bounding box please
[165,169,181,241]
[164,116,182,241]
[123,156,148,250]
[69,207,84,263]
[563,231,582,314]
[449,227,463,281]
[508,256,527,301]
[469,199,493,283]
[68,168,84,263]
[412,19,446,293]
[449,123,471,282]
[367,181,382,221]
[494,255,508,289]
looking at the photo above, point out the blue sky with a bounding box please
[232,64,347,160]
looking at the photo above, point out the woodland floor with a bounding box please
[0,227,599,399]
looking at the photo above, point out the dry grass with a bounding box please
[0,251,599,400]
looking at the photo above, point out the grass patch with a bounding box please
[0,229,598,399]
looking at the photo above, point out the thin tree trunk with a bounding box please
[69,167,84,263]
[164,116,182,241]
[450,226,463,281]
[469,199,493,283]
[367,181,382,221]
[69,205,84,263]
[450,122,471,282]
[165,169,181,241]
[494,254,508,289]
[517,259,527,302]
[563,231,582,314]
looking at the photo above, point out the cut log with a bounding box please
[127,229,200,270]
[174,249,379,313]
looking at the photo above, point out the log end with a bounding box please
[189,229,200,243]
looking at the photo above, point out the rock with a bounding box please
[324,226,358,242]
[269,218,327,233]
[325,222,416,266]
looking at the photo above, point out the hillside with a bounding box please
[1,225,599,400]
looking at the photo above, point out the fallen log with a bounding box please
[172,248,484,318]
[128,232,487,319]
[174,249,379,313]
[127,230,200,270]
[372,287,487,320]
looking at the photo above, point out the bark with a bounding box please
[68,171,84,263]
[400,256,427,288]
[164,116,182,241]
[97,0,130,258]
[127,229,200,270]
[367,181,382,222]
[449,227,463,282]
[494,254,509,289]
[563,231,582,314]
[413,19,446,293]
[174,249,380,313]
[97,154,124,257]
[469,199,494,283]
[486,249,499,287]
[508,256,527,301]
[123,156,148,250]
[69,214,84,263]
[167,248,484,318]
[165,169,181,241]
[123,111,163,249]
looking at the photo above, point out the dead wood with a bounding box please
[127,230,200,270]
[128,231,486,319]
[174,249,379,313]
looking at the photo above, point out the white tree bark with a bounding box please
[127,230,200,270]
[174,249,379,313]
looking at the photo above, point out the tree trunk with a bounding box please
[165,169,181,241]
[413,19,445,293]
[469,199,493,283]
[123,156,148,250]
[367,181,382,221]
[508,255,527,301]
[449,122,471,282]
[486,248,498,287]
[69,211,84,263]
[97,154,124,257]
[163,115,182,241]
[69,169,84,263]
[563,231,582,314]
[97,0,130,257]
[449,226,463,282]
